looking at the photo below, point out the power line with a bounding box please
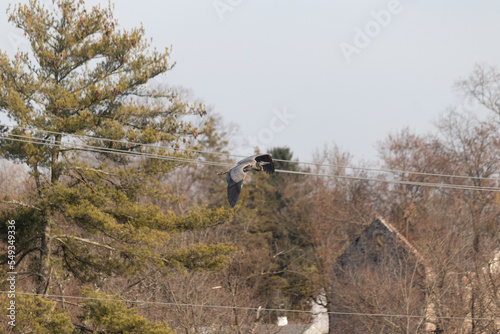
[2,133,500,192]
[1,133,232,168]
[0,291,494,322]
[274,169,500,192]
[3,124,234,159]
[278,158,500,183]
[4,124,500,183]
[0,132,492,193]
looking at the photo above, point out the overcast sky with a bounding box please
[2,0,500,163]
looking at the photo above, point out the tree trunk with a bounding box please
[36,218,51,295]
[51,134,61,183]
[36,133,60,294]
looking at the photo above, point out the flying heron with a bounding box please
[218,153,275,207]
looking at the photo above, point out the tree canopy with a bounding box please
[0,0,233,331]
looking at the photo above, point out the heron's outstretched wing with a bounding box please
[236,155,254,166]
[227,165,246,207]
[255,154,275,174]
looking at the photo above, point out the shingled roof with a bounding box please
[336,217,426,268]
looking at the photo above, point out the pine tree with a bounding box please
[0,0,234,330]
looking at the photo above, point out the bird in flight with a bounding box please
[218,154,275,207]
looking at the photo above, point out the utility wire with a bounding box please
[274,169,500,192]
[1,133,232,168]
[0,291,495,322]
[3,124,233,159]
[2,133,500,192]
[4,124,500,183]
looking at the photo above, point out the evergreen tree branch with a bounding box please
[54,235,117,251]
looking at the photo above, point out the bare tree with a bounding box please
[455,64,500,117]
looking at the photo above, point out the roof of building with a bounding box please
[373,217,425,262]
[337,217,426,265]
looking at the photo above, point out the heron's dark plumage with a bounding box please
[255,154,275,174]
[227,173,243,207]
[221,153,275,207]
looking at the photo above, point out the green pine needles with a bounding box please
[0,1,234,332]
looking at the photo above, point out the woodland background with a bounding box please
[0,1,499,333]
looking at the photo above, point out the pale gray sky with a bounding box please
[2,0,500,163]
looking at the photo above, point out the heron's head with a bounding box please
[243,162,262,172]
